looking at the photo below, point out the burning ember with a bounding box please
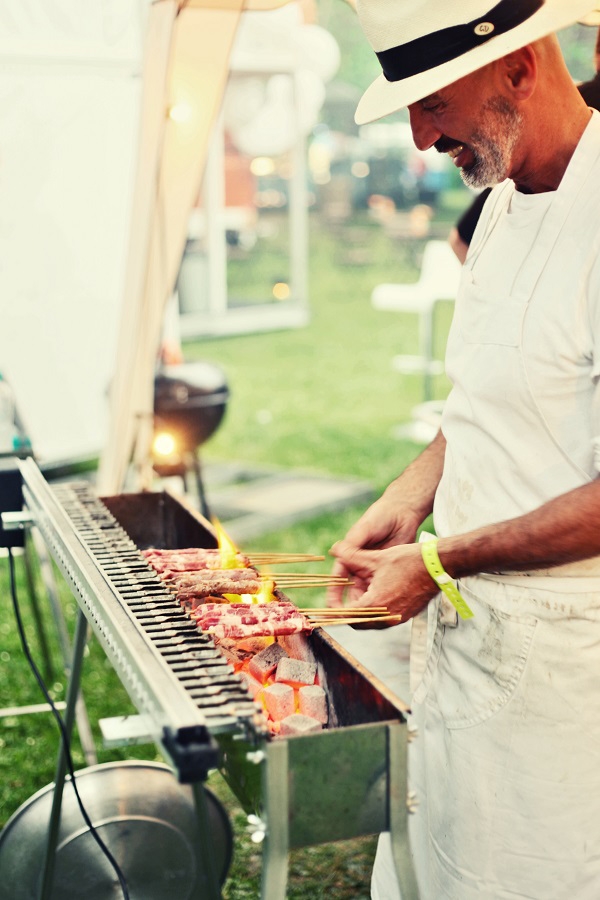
[141,528,382,736]
[142,543,332,735]
[218,631,328,735]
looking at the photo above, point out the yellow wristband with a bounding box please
[420,539,474,620]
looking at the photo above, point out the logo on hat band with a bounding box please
[376,0,544,84]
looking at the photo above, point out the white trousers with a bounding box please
[372,574,600,900]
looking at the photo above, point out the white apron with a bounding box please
[373,577,600,900]
[373,114,600,899]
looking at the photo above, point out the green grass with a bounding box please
[190,211,452,489]
[0,206,456,895]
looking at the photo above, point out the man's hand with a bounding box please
[327,491,422,607]
[329,540,439,622]
[327,430,446,609]
[329,476,600,625]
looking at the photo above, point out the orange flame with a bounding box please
[212,517,241,569]
[212,516,276,604]
[254,579,276,605]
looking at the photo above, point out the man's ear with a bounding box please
[499,45,537,101]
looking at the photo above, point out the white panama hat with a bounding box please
[578,7,600,26]
[355,0,600,124]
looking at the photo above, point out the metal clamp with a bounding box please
[1,510,34,532]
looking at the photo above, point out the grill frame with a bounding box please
[20,461,231,779]
[15,458,418,899]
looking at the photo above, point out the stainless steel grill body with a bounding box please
[15,458,418,899]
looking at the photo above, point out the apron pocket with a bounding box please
[427,589,537,729]
[411,597,444,704]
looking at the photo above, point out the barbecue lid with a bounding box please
[154,362,229,409]
[0,760,233,900]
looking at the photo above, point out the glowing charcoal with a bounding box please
[278,633,313,661]
[248,643,288,682]
[217,644,241,668]
[279,714,322,736]
[264,683,295,721]
[240,670,264,700]
[298,684,328,724]
[275,657,316,686]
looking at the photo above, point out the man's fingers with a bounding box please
[327,558,350,608]
[327,581,347,608]
[330,541,377,577]
[330,558,348,578]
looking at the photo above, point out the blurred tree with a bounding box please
[316,0,378,93]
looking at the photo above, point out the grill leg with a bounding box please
[261,740,289,900]
[190,454,211,520]
[21,535,54,682]
[191,781,223,899]
[388,722,420,899]
[30,527,97,766]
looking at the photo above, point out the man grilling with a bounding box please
[448,15,600,263]
[328,1,600,898]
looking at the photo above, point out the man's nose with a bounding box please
[408,104,442,151]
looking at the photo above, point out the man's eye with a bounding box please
[423,102,443,113]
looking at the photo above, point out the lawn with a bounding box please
[189,209,454,488]
[0,204,458,896]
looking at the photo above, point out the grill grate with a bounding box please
[52,481,267,740]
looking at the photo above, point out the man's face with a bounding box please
[408,74,524,189]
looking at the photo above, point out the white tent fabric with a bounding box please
[0,1,143,464]
[97,0,291,493]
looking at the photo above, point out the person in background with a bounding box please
[328,1,600,898]
[449,15,600,263]
[578,16,600,102]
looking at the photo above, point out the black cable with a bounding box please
[7,548,130,900]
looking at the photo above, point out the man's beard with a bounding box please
[461,96,523,188]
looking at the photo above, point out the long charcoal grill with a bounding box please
[13,458,419,900]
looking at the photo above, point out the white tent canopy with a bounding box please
[98,0,304,494]
[0,0,144,464]
[0,0,305,485]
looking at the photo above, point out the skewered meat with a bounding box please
[191,602,312,640]
[176,577,264,600]
[143,547,250,572]
[166,569,263,590]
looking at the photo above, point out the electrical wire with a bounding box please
[7,548,130,900]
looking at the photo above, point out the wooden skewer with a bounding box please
[304,610,390,618]
[306,615,390,622]
[248,553,325,562]
[248,550,325,556]
[311,614,403,627]
[226,575,350,586]
[299,606,388,613]
[273,581,353,589]
[261,573,351,580]
[273,579,352,586]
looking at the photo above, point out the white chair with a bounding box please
[371,240,462,402]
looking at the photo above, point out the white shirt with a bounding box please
[434,111,600,578]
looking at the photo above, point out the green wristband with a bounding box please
[420,539,474,620]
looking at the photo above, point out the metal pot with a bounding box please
[0,760,232,900]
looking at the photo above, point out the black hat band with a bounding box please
[376,0,544,83]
